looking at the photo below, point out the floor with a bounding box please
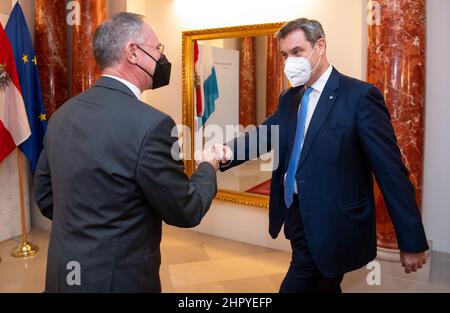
[0,226,449,293]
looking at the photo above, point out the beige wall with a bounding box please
[0,0,13,16]
[423,0,450,253]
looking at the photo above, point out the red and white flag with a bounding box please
[193,40,219,128]
[0,22,31,164]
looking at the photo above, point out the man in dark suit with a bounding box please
[33,12,219,292]
[220,18,428,292]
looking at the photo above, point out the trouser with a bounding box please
[280,197,344,293]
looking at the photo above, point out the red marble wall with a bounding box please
[266,36,284,117]
[35,0,68,119]
[367,0,425,249]
[239,37,257,127]
[72,0,106,96]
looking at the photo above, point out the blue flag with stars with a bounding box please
[5,3,47,173]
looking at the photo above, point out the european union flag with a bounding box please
[5,3,47,173]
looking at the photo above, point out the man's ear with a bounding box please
[318,39,326,55]
[124,42,138,64]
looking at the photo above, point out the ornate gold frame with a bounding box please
[181,22,285,208]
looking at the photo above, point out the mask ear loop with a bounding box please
[309,53,322,73]
[307,38,324,74]
[306,44,317,62]
[134,44,157,79]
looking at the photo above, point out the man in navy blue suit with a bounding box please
[220,18,428,292]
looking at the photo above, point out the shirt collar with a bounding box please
[102,75,142,100]
[309,65,333,93]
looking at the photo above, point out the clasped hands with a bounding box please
[195,144,232,172]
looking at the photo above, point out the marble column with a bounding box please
[266,36,284,117]
[34,0,68,119]
[367,0,425,249]
[239,37,257,127]
[72,0,106,96]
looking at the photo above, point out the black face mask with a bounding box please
[135,44,172,89]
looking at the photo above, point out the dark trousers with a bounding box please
[280,197,344,293]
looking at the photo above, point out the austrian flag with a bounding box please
[0,22,31,164]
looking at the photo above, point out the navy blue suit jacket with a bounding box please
[221,68,428,277]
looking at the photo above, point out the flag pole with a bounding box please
[10,149,39,258]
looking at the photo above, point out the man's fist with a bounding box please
[194,144,220,172]
[400,251,427,273]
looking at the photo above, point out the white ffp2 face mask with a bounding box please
[284,43,322,87]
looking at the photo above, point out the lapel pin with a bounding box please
[329,96,334,100]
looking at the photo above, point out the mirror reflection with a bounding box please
[182,23,286,207]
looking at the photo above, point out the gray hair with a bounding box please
[93,12,145,70]
[275,18,326,46]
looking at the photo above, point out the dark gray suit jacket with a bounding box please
[33,77,217,292]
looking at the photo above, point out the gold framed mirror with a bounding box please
[181,22,286,208]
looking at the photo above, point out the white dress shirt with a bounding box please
[102,75,142,100]
[285,65,333,194]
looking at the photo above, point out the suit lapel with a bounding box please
[297,68,340,170]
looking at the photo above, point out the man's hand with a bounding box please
[195,144,233,172]
[195,145,220,172]
[218,144,233,165]
[400,251,427,273]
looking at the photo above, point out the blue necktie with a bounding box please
[284,87,313,208]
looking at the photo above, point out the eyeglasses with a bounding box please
[136,43,165,54]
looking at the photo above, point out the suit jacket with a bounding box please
[222,68,428,277]
[33,77,217,292]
